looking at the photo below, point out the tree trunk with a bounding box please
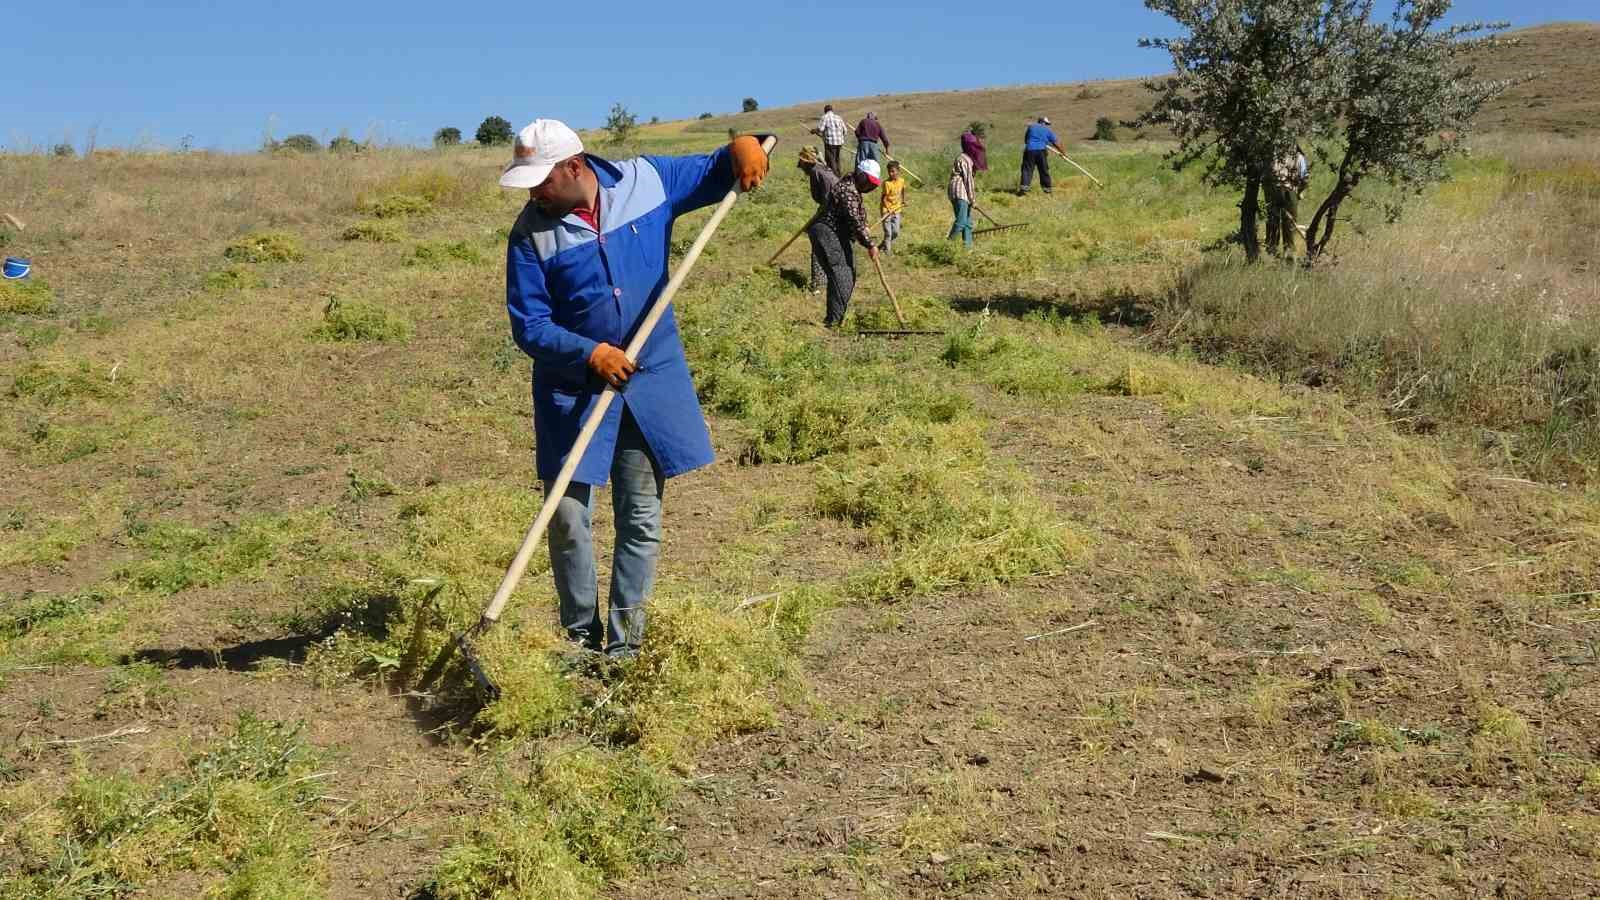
[1302,183,1350,265]
[1240,176,1262,262]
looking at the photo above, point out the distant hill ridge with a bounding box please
[665,21,1598,150]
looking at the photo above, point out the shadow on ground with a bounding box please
[949,289,1154,326]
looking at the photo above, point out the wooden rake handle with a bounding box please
[1050,147,1104,188]
[480,135,778,627]
[869,253,908,328]
[767,212,817,266]
[969,202,1004,228]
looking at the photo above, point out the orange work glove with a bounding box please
[729,134,770,192]
[588,343,636,387]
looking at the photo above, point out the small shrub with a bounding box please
[328,135,361,154]
[340,220,403,242]
[741,97,759,113]
[202,266,267,292]
[314,297,412,343]
[1094,116,1119,141]
[223,230,305,263]
[278,134,320,154]
[433,126,462,147]
[0,279,53,314]
[406,240,485,267]
[605,102,637,146]
[52,143,76,158]
[698,112,714,120]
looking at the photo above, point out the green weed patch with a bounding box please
[222,230,304,263]
[407,240,486,267]
[201,266,267,292]
[314,297,412,343]
[0,278,53,315]
[340,220,404,242]
[0,714,328,898]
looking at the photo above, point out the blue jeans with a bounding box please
[857,139,882,163]
[546,408,664,658]
[948,198,973,247]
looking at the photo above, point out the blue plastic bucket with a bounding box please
[2,257,30,279]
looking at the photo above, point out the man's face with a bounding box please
[528,156,588,217]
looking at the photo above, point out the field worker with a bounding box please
[1019,116,1062,195]
[948,143,976,247]
[879,160,908,254]
[500,118,770,659]
[855,112,891,164]
[810,104,849,176]
[798,145,838,293]
[961,123,989,173]
[1266,144,1309,256]
[809,158,881,327]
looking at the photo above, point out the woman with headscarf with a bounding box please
[960,124,988,173]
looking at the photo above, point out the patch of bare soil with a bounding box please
[618,384,1600,898]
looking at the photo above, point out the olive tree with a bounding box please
[1136,0,1518,264]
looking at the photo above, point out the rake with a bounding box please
[420,136,777,701]
[1049,146,1104,187]
[968,202,1029,239]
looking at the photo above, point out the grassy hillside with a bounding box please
[662,20,1600,150]
[1,19,1598,899]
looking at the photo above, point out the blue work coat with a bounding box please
[506,149,734,486]
[1024,124,1059,151]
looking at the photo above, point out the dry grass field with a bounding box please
[2,21,1598,900]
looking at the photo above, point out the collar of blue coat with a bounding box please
[516,154,669,262]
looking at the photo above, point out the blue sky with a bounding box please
[7,2,1593,152]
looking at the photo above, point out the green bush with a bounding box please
[223,230,305,263]
[279,134,320,154]
[314,297,412,343]
[1094,117,1119,141]
[434,127,462,147]
[476,116,514,146]
[328,135,361,154]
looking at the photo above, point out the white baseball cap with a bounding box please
[855,158,881,185]
[1039,116,1052,125]
[499,119,585,189]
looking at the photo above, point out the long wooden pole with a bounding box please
[1049,146,1104,187]
[869,254,907,327]
[767,213,818,266]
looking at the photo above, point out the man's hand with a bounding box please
[867,244,879,261]
[730,135,771,192]
[588,343,636,388]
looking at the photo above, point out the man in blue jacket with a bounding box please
[1020,116,1063,195]
[501,119,769,659]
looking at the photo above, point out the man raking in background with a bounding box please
[501,119,769,659]
[1019,116,1063,195]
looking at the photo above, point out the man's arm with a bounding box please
[646,147,736,218]
[506,238,597,369]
